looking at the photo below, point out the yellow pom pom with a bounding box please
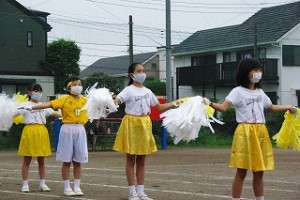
[12,92,29,124]
[13,115,24,125]
[14,92,29,104]
[205,105,215,117]
[273,107,300,150]
[172,97,191,107]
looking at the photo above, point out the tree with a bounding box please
[84,72,120,94]
[47,39,81,93]
[144,80,166,96]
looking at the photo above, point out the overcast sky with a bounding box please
[16,0,297,68]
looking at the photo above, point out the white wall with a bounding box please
[157,47,166,81]
[278,23,300,105]
[173,55,193,98]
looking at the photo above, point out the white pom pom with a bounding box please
[0,93,18,131]
[83,84,118,121]
[160,96,223,144]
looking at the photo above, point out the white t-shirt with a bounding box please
[18,101,55,124]
[117,85,159,116]
[225,86,272,123]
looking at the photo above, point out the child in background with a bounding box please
[113,63,178,200]
[17,83,59,193]
[204,58,294,200]
[24,77,88,197]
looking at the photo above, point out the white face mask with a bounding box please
[70,85,83,95]
[31,93,43,101]
[250,72,262,83]
[132,73,146,83]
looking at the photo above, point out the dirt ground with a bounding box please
[0,147,299,200]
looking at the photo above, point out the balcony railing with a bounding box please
[177,58,278,86]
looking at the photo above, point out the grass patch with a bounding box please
[167,128,233,148]
[0,135,19,150]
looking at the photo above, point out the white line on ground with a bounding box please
[0,189,98,200]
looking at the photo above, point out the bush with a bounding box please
[167,127,233,147]
[216,107,237,136]
[0,134,20,150]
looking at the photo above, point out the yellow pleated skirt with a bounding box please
[18,124,52,157]
[230,123,274,171]
[113,115,157,155]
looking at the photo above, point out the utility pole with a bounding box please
[166,0,172,102]
[129,15,133,65]
[254,24,258,59]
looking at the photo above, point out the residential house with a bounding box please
[80,52,160,90]
[0,0,57,100]
[172,1,300,106]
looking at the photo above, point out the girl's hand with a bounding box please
[172,97,190,107]
[203,97,213,106]
[290,106,297,114]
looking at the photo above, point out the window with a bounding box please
[0,79,35,96]
[191,56,199,66]
[223,52,231,63]
[1,84,27,96]
[1,85,16,97]
[237,50,253,61]
[258,48,266,59]
[27,31,33,47]
[191,54,216,66]
[283,45,300,66]
[151,63,157,70]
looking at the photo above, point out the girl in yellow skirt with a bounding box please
[113,63,177,200]
[23,77,88,197]
[16,83,60,193]
[203,58,294,200]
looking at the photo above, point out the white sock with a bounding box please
[74,179,81,189]
[63,180,71,189]
[22,180,29,187]
[136,185,144,194]
[129,185,136,194]
[255,196,264,200]
[40,179,46,187]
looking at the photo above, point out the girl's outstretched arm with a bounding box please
[23,102,52,110]
[207,99,231,113]
[154,102,175,112]
[267,104,293,113]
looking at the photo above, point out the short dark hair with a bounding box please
[127,63,142,85]
[28,83,43,92]
[64,76,81,92]
[235,58,263,89]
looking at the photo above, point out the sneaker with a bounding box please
[128,192,140,200]
[64,187,76,196]
[138,193,153,200]
[74,188,84,196]
[39,184,51,192]
[21,186,30,193]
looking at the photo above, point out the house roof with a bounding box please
[7,0,52,31]
[80,52,157,79]
[172,1,300,55]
